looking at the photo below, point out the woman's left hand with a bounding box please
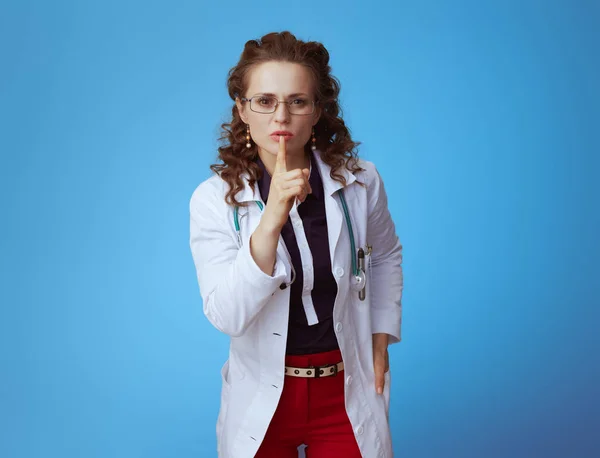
[372,333,390,395]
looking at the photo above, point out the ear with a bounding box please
[236,97,249,124]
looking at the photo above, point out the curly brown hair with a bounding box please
[210,31,363,207]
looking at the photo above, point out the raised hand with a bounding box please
[261,135,312,232]
[249,135,312,276]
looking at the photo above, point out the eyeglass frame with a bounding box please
[239,95,318,115]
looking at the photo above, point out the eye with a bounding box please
[291,98,307,106]
[257,96,276,107]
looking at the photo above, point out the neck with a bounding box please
[258,148,311,176]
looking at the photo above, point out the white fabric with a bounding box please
[189,151,403,458]
[288,203,318,325]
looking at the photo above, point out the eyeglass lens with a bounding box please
[250,96,314,115]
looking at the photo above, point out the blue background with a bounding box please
[1,0,598,457]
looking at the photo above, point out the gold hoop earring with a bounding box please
[311,128,316,151]
[246,124,251,149]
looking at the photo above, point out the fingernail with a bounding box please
[377,387,383,395]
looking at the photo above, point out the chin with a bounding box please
[257,143,282,156]
[260,145,279,156]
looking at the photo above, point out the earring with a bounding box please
[246,124,251,149]
[311,128,316,151]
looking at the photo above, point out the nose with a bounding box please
[274,101,291,124]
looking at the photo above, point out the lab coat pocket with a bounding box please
[383,369,391,421]
[216,360,231,445]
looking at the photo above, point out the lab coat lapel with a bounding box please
[312,151,357,268]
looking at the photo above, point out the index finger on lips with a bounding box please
[275,135,287,173]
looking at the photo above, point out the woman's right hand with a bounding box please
[260,135,312,233]
[250,135,311,276]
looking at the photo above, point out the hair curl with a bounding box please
[210,31,363,206]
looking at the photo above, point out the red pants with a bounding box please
[255,349,362,458]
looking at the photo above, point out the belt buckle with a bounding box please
[310,365,320,378]
[309,363,338,378]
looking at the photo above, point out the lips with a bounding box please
[270,131,294,143]
[271,131,294,138]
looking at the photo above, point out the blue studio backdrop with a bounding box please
[1,1,598,457]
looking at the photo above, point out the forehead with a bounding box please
[245,61,315,96]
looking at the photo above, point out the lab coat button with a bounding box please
[355,425,364,436]
[335,322,343,333]
[334,267,344,277]
[346,375,352,386]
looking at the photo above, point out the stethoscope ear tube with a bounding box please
[337,189,358,277]
[233,206,241,232]
[234,201,263,238]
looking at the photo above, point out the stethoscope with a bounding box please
[233,189,367,301]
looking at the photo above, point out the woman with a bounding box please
[189,31,403,458]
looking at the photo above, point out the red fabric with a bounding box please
[255,349,362,457]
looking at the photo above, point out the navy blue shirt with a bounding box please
[256,155,339,355]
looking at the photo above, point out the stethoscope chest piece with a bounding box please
[350,269,366,292]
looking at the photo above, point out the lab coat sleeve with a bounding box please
[366,165,404,344]
[189,182,287,337]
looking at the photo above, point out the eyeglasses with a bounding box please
[240,95,316,115]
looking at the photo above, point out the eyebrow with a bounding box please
[252,92,310,98]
